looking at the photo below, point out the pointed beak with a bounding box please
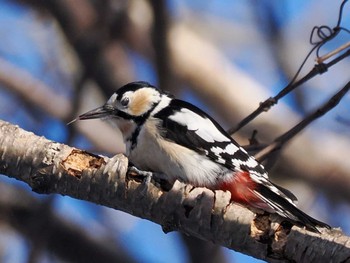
[67,105,114,125]
[78,106,113,120]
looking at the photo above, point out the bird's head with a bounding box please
[77,81,162,122]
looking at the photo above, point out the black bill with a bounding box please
[67,105,114,125]
[78,106,113,120]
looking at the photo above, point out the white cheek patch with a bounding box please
[169,109,230,143]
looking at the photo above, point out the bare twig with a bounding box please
[227,48,350,135]
[229,0,350,134]
[254,81,350,161]
[0,120,350,262]
[316,41,350,63]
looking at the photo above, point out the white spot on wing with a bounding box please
[224,144,239,155]
[232,157,259,169]
[216,157,226,164]
[249,172,268,183]
[169,109,230,143]
[211,146,224,155]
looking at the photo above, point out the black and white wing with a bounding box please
[153,99,266,176]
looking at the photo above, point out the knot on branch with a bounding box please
[314,63,328,74]
[259,97,277,112]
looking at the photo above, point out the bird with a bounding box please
[75,81,330,232]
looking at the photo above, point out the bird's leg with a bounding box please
[127,165,174,191]
[127,165,153,184]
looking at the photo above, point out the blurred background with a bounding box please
[0,0,349,262]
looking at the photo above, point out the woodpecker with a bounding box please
[76,81,330,232]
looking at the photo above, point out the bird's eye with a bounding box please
[121,97,129,107]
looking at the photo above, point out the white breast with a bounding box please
[128,118,228,187]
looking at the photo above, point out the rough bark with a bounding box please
[0,120,349,262]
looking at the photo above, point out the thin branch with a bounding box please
[227,48,350,135]
[254,80,350,161]
[316,41,350,63]
[0,120,349,262]
[228,0,350,134]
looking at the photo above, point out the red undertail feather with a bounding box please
[217,171,331,232]
[218,171,272,212]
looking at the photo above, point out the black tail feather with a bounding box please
[257,184,330,232]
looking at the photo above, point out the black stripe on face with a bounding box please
[127,100,161,150]
[116,110,136,121]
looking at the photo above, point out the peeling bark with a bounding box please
[0,120,349,262]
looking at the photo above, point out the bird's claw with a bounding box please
[127,166,153,184]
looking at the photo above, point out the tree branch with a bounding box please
[0,120,349,262]
[227,48,350,135]
[316,41,350,64]
[254,80,350,161]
